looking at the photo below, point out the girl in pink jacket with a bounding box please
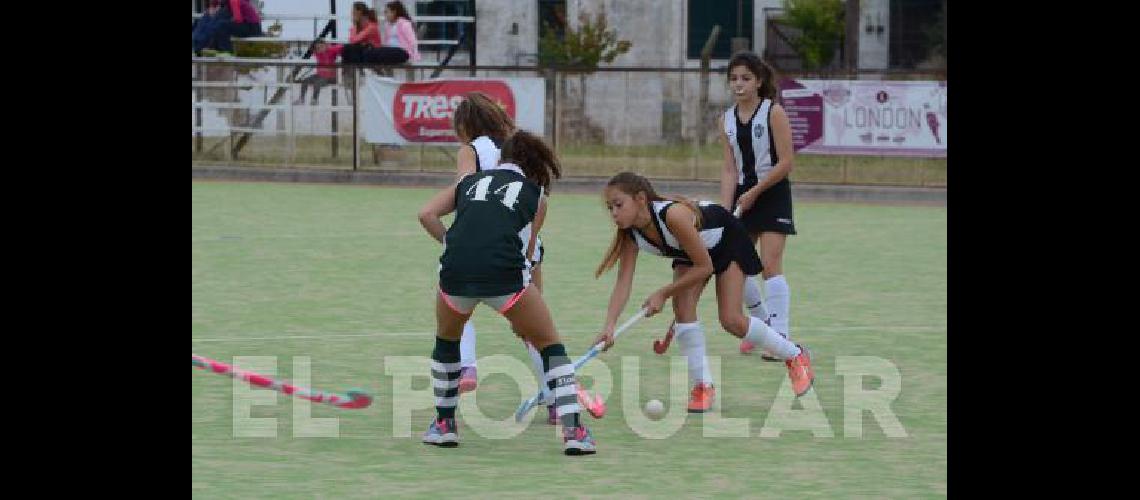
[378,1,422,63]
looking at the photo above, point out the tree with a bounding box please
[537,8,632,70]
[783,0,845,71]
[924,3,946,59]
[537,7,632,144]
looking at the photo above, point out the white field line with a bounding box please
[191,325,945,343]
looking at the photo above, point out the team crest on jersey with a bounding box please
[754,124,765,138]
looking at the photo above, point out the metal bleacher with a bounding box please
[192,1,476,159]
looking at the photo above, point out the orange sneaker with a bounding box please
[687,383,715,413]
[786,345,814,397]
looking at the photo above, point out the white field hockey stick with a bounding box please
[513,307,648,422]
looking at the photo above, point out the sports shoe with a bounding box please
[562,425,597,456]
[786,345,814,397]
[687,383,715,413]
[458,366,477,394]
[577,386,607,419]
[547,405,558,425]
[422,417,459,447]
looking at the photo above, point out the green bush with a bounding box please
[783,0,845,70]
[538,8,631,70]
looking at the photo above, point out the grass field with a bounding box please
[192,180,947,498]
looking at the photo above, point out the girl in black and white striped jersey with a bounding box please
[719,52,799,359]
[592,172,816,407]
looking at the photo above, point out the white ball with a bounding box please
[645,399,664,419]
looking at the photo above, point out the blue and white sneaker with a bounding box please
[422,417,459,448]
[562,425,597,456]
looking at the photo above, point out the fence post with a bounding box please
[195,64,203,153]
[698,25,721,148]
[352,66,359,171]
[331,73,339,160]
[230,62,240,160]
[553,69,561,155]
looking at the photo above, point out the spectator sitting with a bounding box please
[344,1,422,66]
[193,1,225,56]
[207,0,264,54]
[294,40,344,106]
[341,2,382,64]
[375,1,422,64]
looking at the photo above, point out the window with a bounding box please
[538,0,568,40]
[415,0,474,45]
[889,0,943,69]
[688,0,753,59]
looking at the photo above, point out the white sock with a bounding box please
[765,275,791,339]
[459,321,477,368]
[525,341,553,404]
[743,316,800,359]
[674,321,714,386]
[526,341,545,377]
[743,276,768,321]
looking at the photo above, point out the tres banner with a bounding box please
[361,76,546,144]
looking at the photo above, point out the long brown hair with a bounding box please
[727,51,779,103]
[500,130,561,193]
[386,1,413,23]
[452,92,516,143]
[595,172,703,278]
[352,1,378,31]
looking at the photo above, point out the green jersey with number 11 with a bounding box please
[439,164,544,296]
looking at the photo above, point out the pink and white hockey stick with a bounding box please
[192,354,373,409]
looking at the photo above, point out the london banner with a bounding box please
[780,79,946,157]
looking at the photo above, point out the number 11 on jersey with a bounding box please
[465,176,524,210]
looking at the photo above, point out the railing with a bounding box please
[192,60,946,187]
[191,12,473,45]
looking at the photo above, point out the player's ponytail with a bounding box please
[500,130,562,193]
[595,172,702,278]
[727,51,780,103]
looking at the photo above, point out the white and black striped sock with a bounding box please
[541,344,581,428]
[431,337,462,419]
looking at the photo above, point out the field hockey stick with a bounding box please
[514,307,648,422]
[192,354,373,409]
[652,320,676,355]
